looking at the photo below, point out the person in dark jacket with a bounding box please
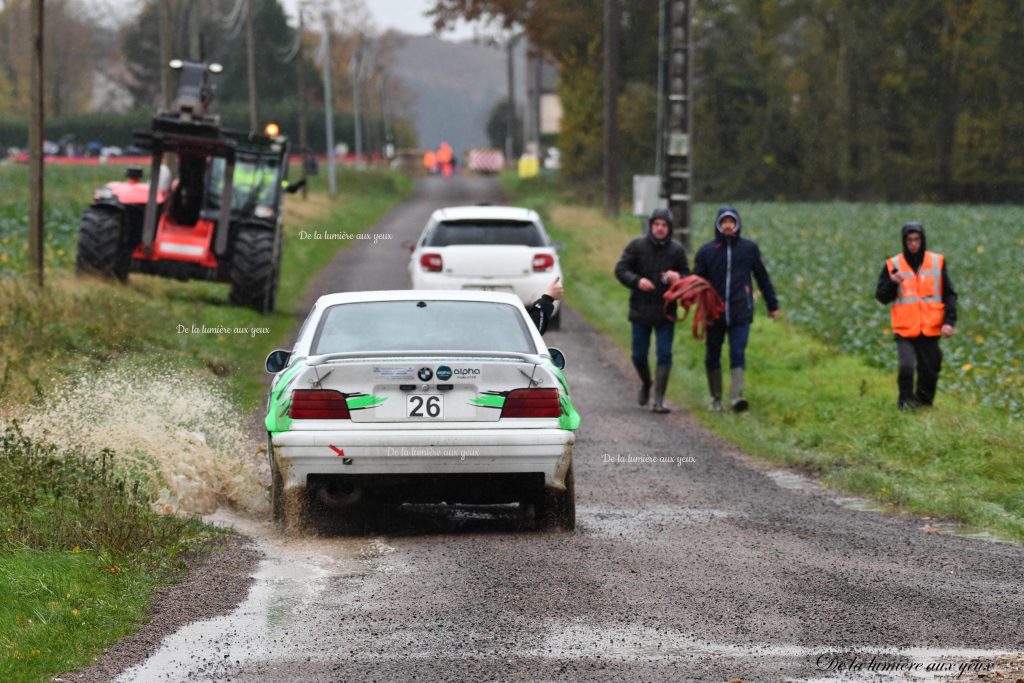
[874,222,957,411]
[528,277,563,335]
[693,207,779,412]
[614,208,689,413]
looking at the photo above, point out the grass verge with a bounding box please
[0,165,412,681]
[504,175,1024,542]
[0,424,219,681]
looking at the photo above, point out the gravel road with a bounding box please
[67,176,1024,683]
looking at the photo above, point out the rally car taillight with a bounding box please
[532,253,555,272]
[420,253,443,272]
[290,390,351,419]
[500,388,561,418]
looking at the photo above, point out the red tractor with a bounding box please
[76,60,303,313]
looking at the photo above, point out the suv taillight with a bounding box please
[420,253,443,272]
[500,388,561,418]
[532,253,555,272]
[290,390,351,419]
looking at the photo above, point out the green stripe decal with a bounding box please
[347,394,387,410]
[265,361,305,434]
[471,395,506,409]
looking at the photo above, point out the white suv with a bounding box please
[407,205,563,328]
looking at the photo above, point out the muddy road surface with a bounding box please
[77,177,1024,682]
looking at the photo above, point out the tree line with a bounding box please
[0,0,417,151]
[431,0,1024,202]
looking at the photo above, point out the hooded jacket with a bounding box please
[875,223,958,335]
[693,207,778,327]
[614,208,690,325]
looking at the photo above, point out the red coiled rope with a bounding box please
[662,274,725,340]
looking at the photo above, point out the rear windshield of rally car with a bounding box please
[311,300,538,355]
[425,220,546,247]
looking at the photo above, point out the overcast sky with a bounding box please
[279,0,481,41]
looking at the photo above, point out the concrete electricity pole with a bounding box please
[322,11,337,195]
[28,0,44,287]
[505,33,521,164]
[603,0,620,218]
[660,0,694,250]
[351,35,365,169]
[159,0,172,109]
[297,8,309,198]
[246,0,260,131]
[188,0,202,61]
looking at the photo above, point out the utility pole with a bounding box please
[188,0,202,61]
[246,0,260,131]
[322,11,337,195]
[505,34,520,163]
[159,0,172,109]
[654,0,666,177]
[379,70,393,159]
[351,34,365,169]
[603,0,620,218]
[661,0,694,250]
[28,0,44,287]
[297,9,309,198]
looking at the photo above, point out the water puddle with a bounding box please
[114,509,399,682]
[528,621,1020,681]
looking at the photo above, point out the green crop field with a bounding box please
[726,203,1024,417]
[0,166,114,274]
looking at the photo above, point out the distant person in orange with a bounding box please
[437,142,453,177]
[423,150,437,175]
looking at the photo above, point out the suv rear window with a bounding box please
[426,220,544,247]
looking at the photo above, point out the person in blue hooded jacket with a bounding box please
[693,207,779,411]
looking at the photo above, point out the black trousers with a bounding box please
[895,336,943,405]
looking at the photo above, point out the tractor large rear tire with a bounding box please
[229,228,280,313]
[76,207,130,281]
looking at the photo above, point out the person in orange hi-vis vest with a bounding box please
[875,222,958,411]
[436,142,453,177]
[423,150,437,175]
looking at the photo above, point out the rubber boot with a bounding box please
[706,367,723,412]
[634,361,652,406]
[730,367,748,412]
[898,366,916,411]
[652,366,671,413]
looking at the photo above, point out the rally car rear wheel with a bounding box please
[535,463,575,531]
[271,459,284,526]
[76,207,130,281]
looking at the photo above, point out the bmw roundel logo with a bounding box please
[436,365,452,381]
[418,367,433,381]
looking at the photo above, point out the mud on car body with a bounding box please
[264,290,580,532]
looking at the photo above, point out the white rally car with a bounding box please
[406,205,564,329]
[264,290,580,532]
